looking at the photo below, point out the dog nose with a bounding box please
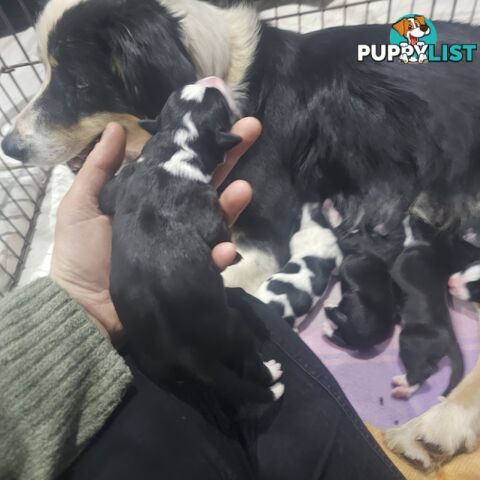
[1,130,29,162]
[420,25,429,32]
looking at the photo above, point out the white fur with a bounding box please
[449,273,471,301]
[222,244,279,294]
[462,264,480,283]
[264,360,283,382]
[159,0,260,90]
[291,204,343,266]
[161,150,209,182]
[173,113,199,147]
[255,204,343,322]
[385,399,480,470]
[270,382,285,401]
[256,285,296,318]
[320,317,337,337]
[162,112,208,182]
[181,84,206,103]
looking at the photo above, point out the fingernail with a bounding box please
[100,123,116,143]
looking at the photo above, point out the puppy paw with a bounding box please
[391,374,419,399]
[320,315,337,338]
[270,382,285,401]
[264,360,283,383]
[384,400,480,470]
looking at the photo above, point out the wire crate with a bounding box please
[0,0,49,297]
[0,0,478,297]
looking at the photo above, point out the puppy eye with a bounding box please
[408,25,413,30]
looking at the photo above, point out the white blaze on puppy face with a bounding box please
[162,112,209,183]
[181,85,206,103]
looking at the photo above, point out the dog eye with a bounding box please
[408,25,413,30]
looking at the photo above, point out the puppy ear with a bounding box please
[392,19,407,37]
[215,132,242,152]
[414,15,427,25]
[138,118,159,135]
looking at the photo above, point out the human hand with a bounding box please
[50,118,262,344]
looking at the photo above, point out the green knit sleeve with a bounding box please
[0,277,133,480]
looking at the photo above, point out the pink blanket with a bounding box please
[299,283,480,429]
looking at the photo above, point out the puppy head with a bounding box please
[2,0,196,167]
[449,262,480,302]
[140,78,241,175]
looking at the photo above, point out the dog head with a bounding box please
[1,0,197,167]
[140,77,241,176]
[392,15,430,45]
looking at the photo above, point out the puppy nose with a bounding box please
[1,131,29,162]
[420,25,429,32]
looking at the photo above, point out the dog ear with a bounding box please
[414,15,427,26]
[138,118,159,136]
[215,132,242,152]
[392,18,408,37]
[102,7,196,118]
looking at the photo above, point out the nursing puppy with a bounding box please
[325,252,400,349]
[100,80,284,403]
[322,202,403,349]
[256,203,342,328]
[391,218,463,399]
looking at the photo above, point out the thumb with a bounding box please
[69,123,127,201]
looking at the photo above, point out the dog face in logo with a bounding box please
[392,15,431,46]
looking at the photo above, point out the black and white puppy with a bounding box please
[256,203,343,328]
[100,79,284,403]
[391,217,464,399]
[449,262,480,303]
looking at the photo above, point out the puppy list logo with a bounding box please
[358,14,477,63]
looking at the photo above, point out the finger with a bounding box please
[219,180,253,226]
[212,242,237,271]
[69,123,127,201]
[212,117,262,188]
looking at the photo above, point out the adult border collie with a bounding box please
[2,0,480,467]
[3,0,479,296]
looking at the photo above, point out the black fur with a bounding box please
[100,85,279,403]
[392,239,464,396]
[3,1,480,329]
[325,252,400,350]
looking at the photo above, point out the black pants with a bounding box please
[63,289,403,480]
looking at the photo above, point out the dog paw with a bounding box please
[269,382,285,401]
[391,374,419,399]
[384,400,480,470]
[320,316,337,338]
[264,360,283,383]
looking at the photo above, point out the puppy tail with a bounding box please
[444,339,465,396]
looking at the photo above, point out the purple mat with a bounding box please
[299,283,480,429]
